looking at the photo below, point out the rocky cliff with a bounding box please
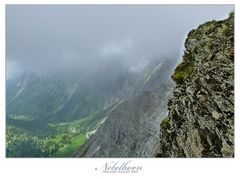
[156,13,234,157]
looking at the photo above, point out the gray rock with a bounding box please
[156,13,234,158]
[212,111,221,120]
[74,59,175,158]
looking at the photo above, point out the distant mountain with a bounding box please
[6,60,137,132]
[6,56,175,157]
[74,59,174,157]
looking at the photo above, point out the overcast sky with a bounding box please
[6,5,234,78]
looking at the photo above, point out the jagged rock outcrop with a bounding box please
[156,13,234,157]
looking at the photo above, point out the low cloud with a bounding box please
[6,5,234,78]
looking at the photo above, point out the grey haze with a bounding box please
[6,5,234,78]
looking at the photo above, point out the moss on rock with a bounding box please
[172,53,194,85]
[160,117,170,129]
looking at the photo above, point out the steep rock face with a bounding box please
[75,84,173,157]
[74,60,174,157]
[156,13,234,157]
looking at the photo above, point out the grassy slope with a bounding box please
[56,134,87,157]
[6,108,105,157]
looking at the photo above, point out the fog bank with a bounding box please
[6,5,234,79]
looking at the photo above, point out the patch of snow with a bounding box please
[151,63,162,74]
[108,99,124,113]
[86,128,98,139]
[85,116,108,139]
